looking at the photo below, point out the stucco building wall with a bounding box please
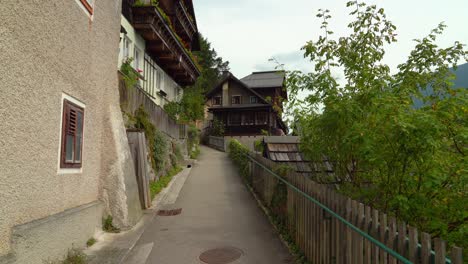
[0,0,141,262]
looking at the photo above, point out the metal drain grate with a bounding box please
[199,247,243,264]
[157,208,182,216]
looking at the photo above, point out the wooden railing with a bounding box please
[245,153,464,264]
[208,136,225,151]
[131,5,200,86]
[175,1,196,40]
[119,72,187,140]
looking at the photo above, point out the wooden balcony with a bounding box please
[131,6,200,86]
[175,1,197,43]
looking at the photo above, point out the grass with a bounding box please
[102,216,120,233]
[86,238,96,248]
[150,166,183,200]
[54,249,87,264]
[190,146,200,159]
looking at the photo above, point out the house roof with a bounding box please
[263,136,336,182]
[205,72,270,105]
[240,71,285,88]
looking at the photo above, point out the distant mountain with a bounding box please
[413,62,468,108]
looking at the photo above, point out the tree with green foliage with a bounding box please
[286,1,467,248]
[164,34,229,123]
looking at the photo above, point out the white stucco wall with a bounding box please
[0,0,141,262]
[118,16,182,107]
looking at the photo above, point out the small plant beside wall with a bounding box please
[45,249,87,264]
[86,238,96,248]
[120,58,141,89]
[102,216,120,233]
[150,166,183,199]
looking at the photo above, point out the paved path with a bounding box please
[127,146,293,264]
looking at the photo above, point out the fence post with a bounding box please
[420,232,432,264]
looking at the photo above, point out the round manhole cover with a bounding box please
[199,247,243,264]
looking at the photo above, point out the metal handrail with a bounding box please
[245,154,413,264]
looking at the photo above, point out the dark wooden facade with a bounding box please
[122,0,200,86]
[205,72,287,136]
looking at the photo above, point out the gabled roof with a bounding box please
[240,71,285,89]
[205,72,270,105]
[263,136,336,183]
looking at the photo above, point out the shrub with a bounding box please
[211,118,225,137]
[120,58,139,89]
[173,142,183,162]
[150,166,183,199]
[187,125,200,158]
[152,130,168,172]
[228,140,251,181]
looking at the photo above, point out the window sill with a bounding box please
[58,168,82,175]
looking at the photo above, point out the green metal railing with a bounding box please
[246,154,455,264]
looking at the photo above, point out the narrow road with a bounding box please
[129,145,293,264]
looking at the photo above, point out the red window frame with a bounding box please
[60,100,85,169]
[80,0,94,15]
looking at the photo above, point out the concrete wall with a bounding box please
[0,0,141,262]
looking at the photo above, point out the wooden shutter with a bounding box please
[60,100,84,169]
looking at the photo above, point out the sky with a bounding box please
[193,0,468,79]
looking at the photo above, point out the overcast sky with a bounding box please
[193,0,468,79]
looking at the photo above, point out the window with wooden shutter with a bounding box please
[61,100,85,169]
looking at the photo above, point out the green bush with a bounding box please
[254,139,264,153]
[187,125,201,159]
[228,140,251,181]
[120,58,139,89]
[174,142,183,162]
[152,130,168,172]
[211,118,225,136]
[150,166,182,199]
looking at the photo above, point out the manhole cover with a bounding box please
[157,208,182,216]
[199,247,243,264]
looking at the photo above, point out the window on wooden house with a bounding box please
[60,100,85,168]
[250,96,258,104]
[228,113,242,126]
[231,95,242,105]
[213,96,222,106]
[242,113,255,125]
[80,0,94,14]
[256,112,268,125]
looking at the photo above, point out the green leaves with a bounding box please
[285,0,468,249]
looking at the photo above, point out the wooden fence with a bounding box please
[127,130,152,209]
[119,73,187,140]
[247,153,463,264]
[208,136,225,151]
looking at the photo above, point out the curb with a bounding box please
[85,166,193,264]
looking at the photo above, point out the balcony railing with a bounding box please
[123,1,200,86]
[175,1,197,41]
